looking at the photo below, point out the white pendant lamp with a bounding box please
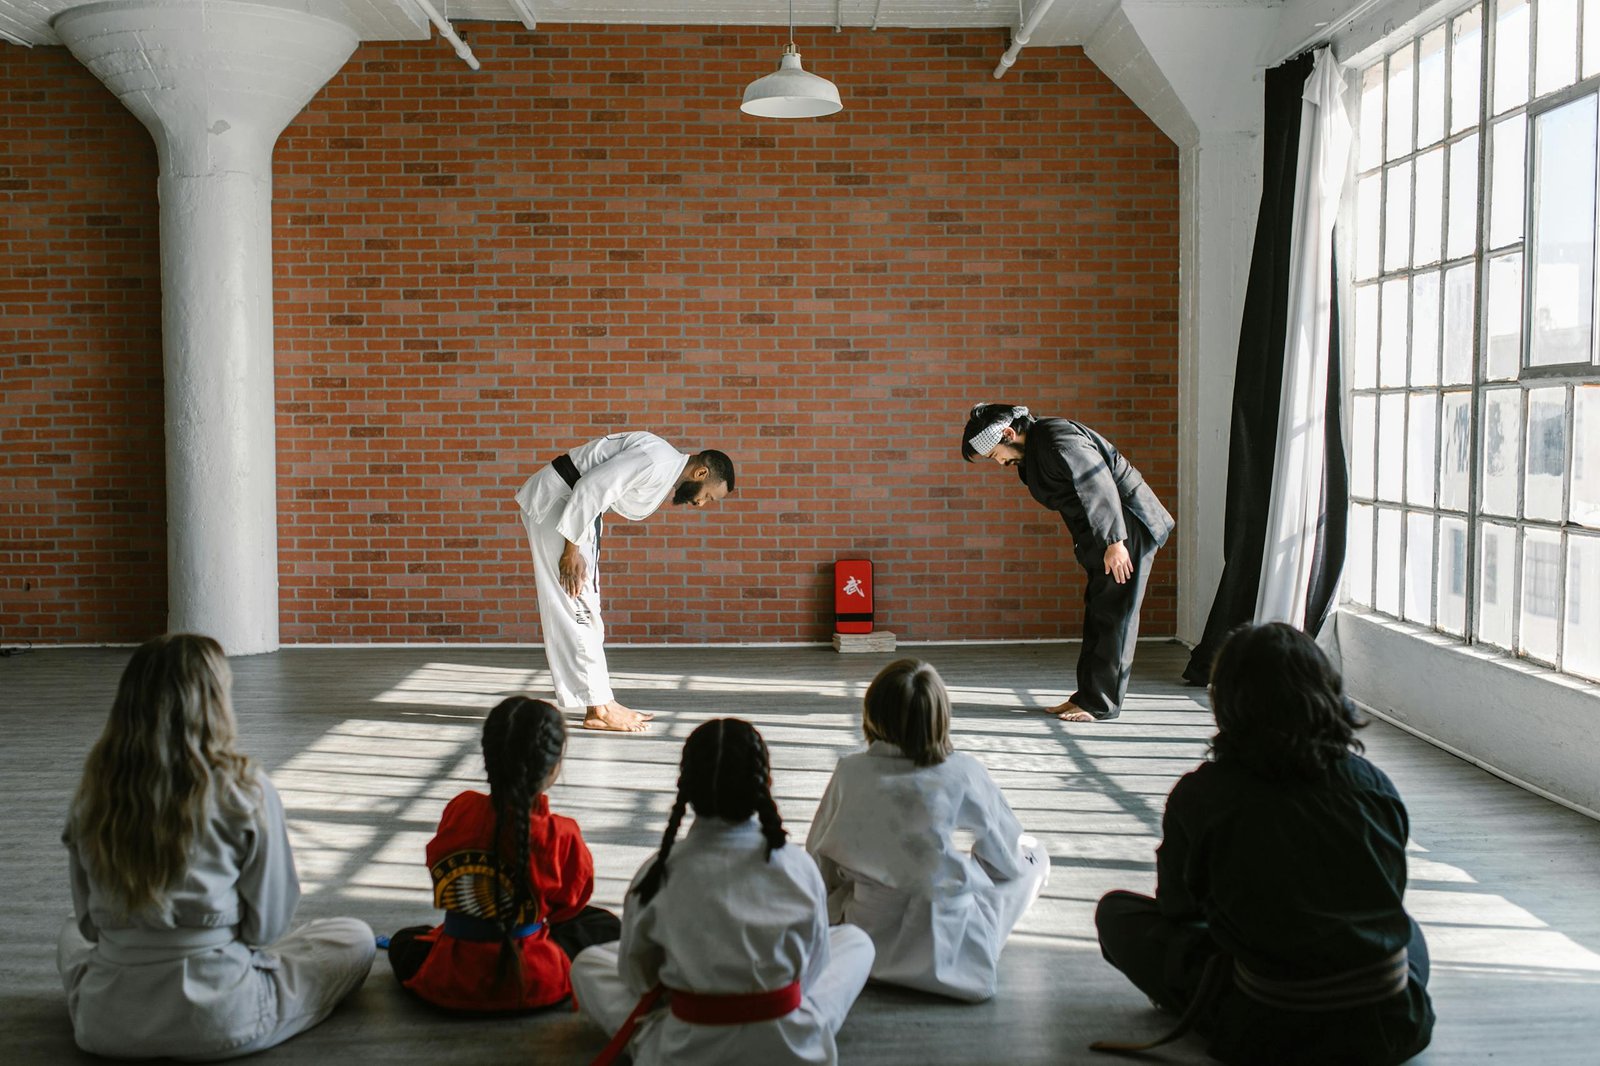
[740,0,842,118]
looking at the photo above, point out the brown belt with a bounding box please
[1090,948,1410,1056]
[1234,947,1410,1012]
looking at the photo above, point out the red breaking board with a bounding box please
[834,559,874,634]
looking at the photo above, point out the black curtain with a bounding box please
[1182,51,1320,686]
[1304,248,1349,636]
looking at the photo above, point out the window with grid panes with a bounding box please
[1347,0,1600,682]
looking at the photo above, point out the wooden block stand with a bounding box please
[832,630,897,653]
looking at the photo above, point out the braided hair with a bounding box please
[480,695,567,987]
[633,718,786,906]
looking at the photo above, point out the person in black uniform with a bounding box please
[1092,622,1435,1065]
[961,403,1174,721]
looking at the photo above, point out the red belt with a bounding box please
[589,981,802,1066]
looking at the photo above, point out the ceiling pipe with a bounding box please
[411,0,480,69]
[993,0,1058,79]
[871,0,884,31]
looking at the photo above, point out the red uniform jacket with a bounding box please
[402,791,596,1011]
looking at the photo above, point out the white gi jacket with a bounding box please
[806,742,1046,1002]
[59,772,372,1059]
[617,817,852,1066]
[515,431,689,546]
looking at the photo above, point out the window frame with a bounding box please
[1345,0,1600,681]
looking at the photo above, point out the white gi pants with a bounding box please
[843,834,1049,1002]
[571,925,875,1065]
[58,916,374,1061]
[522,504,614,710]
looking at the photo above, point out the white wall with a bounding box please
[1339,611,1600,816]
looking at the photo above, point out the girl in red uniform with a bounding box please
[386,696,619,1011]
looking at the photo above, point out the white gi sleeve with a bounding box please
[63,832,99,942]
[555,447,660,546]
[236,775,303,947]
[792,849,834,994]
[964,759,1028,883]
[618,859,667,995]
[804,770,843,884]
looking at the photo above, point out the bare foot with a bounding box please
[581,701,652,733]
[1046,700,1099,723]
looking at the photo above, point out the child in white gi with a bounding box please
[807,658,1049,1002]
[58,634,374,1060]
[571,718,874,1065]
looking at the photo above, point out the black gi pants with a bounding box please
[1094,890,1434,1066]
[1070,517,1158,720]
[388,905,621,985]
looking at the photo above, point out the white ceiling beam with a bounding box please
[507,0,537,30]
[0,6,37,46]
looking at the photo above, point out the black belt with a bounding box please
[550,453,601,589]
[552,453,581,488]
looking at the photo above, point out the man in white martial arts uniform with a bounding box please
[515,432,734,732]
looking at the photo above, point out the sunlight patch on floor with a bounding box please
[1409,887,1600,973]
[1405,855,1479,885]
[368,660,1191,714]
[270,669,1600,1015]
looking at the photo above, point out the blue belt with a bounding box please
[442,912,544,942]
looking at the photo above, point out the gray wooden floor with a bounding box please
[3,641,1598,1064]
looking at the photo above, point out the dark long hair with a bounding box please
[481,696,566,986]
[1207,622,1364,782]
[632,718,786,906]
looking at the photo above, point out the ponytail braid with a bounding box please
[753,790,787,861]
[481,696,567,991]
[633,791,689,906]
[741,724,786,860]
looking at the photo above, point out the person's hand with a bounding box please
[559,541,588,597]
[1104,540,1132,585]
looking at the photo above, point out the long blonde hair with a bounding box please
[71,634,255,917]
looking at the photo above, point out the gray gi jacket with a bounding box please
[61,772,303,1058]
[1018,418,1174,551]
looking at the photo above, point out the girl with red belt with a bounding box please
[572,718,875,1065]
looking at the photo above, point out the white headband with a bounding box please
[966,405,1029,455]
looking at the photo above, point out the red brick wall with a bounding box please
[0,50,165,644]
[5,24,1179,646]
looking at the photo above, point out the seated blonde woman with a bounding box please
[58,633,375,1061]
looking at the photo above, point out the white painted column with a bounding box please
[1087,2,1276,644]
[1177,133,1261,643]
[54,0,357,655]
